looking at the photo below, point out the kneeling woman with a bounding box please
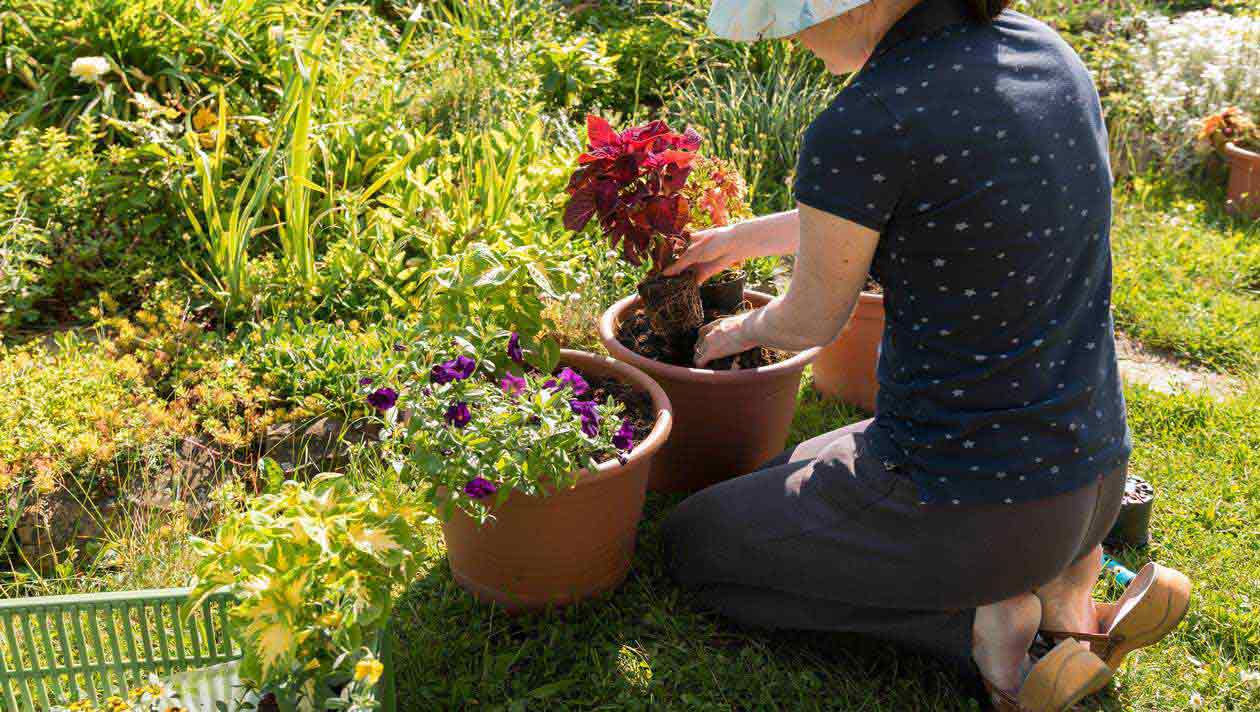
[663,1,1191,709]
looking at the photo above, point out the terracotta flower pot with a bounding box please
[1225,142,1260,219]
[599,291,820,493]
[811,292,885,412]
[441,349,673,612]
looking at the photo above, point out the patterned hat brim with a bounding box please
[707,0,874,42]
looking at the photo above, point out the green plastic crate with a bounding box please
[0,587,395,712]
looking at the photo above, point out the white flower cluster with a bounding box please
[1130,10,1260,151]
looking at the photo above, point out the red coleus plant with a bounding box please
[564,115,703,275]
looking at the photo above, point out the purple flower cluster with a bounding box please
[507,332,525,365]
[463,477,498,500]
[444,401,471,428]
[569,400,600,437]
[367,387,398,412]
[430,355,476,385]
[499,373,527,397]
[544,367,589,396]
[613,419,635,452]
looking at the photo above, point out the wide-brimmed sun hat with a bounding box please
[708,0,873,41]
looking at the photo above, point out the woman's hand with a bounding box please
[694,311,759,367]
[664,225,749,284]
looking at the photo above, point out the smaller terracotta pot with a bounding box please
[1225,142,1260,219]
[599,291,819,493]
[811,292,885,412]
[441,350,673,612]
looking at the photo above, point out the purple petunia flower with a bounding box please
[444,401,471,428]
[463,477,498,500]
[613,418,635,452]
[544,367,589,396]
[507,332,524,365]
[430,355,477,384]
[451,355,476,379]
[393,342,406,353]
[500,373,527,397]
[570,399,600,437]
[359,376,374,386]
[366,387,398,411]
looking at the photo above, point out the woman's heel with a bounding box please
[1015,639,1112,711]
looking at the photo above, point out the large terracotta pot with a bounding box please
[599,291,819,493]
[811,292,885,412]
[441,349,673,612]
[1225,142,1260,219]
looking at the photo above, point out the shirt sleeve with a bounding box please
[792,86,911,232]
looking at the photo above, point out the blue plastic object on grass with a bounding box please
[1102,553,1137,586]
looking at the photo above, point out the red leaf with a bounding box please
[661,162,693,194]
[586,115,618,148]
[563,190,597,232]
[620,120,670,149]
[678,127,702,151]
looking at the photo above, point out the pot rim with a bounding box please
[599,290,821,384]
[1225,141,1260,161]
[560,348,674,486]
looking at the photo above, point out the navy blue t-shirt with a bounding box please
[793,0,1131,505]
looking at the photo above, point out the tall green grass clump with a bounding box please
[667,43,838,213]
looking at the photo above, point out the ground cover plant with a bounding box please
[1,0,1258,710]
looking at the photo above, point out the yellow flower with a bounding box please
[354,657,384,686]
[192,105,218,132]
[70,56,110,83]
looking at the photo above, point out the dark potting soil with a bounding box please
[582,371,656,448]
[615,304,792,371]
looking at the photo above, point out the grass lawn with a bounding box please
[388,376,1260,711]
[1112,178,1260,374]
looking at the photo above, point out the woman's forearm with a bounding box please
[733,210,800,260]
[743,205,879,352]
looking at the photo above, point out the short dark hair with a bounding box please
[964,0,1012,23]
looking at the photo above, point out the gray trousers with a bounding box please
[662,419,1126,680]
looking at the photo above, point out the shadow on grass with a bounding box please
[389,493,983,710]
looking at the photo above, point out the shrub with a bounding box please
[0,123,186,328]
[0,0,291,131]
[0,209,49,325]
[190,472,428,711]
[0,333,184,554]
[576,0,740,111]
[240,318,416,420]
[1127,10,1260,171]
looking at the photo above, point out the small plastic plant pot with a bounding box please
[1105,474,1156,549]
[440,350,673,613]
[811,292,885,412]
[699,270,747,313]
[599,290,820,493]
[1225,142,1260,219]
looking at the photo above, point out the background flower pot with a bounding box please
[441,350,673,613]
[599,291,820,493]
[811,292,885,412]
[1225,142,1260,219]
